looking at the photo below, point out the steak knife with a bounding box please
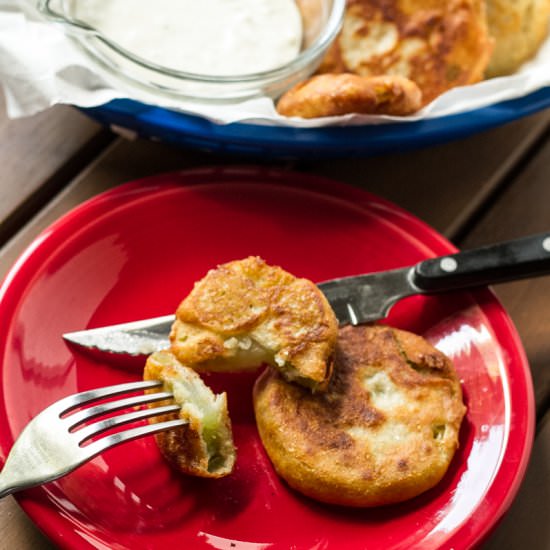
[63,232,550,359]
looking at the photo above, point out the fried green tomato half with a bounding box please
[144,350,236,478]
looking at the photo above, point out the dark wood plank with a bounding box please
[0,92,114,246]
[0,499,56,550]
[303,111,550,239]
[457,135,550,415]
[453,131,550,548]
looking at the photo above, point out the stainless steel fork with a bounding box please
[0,380,185,498]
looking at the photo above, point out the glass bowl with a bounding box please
[36,0,345,103]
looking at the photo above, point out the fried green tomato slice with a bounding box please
[253,324,466,506]
[170,256,338,391]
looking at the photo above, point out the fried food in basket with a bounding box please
[318,0,492,106]
[170,256,338,391]
[253,324,466,507]
[144,350,236,478]
[485,0,550,77]
[277,73,422,117]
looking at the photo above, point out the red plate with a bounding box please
[0,167,534,549]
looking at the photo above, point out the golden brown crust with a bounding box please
[317,0,493,105]
[170,256,338,390]
[276,73,423,118]
[485,0,550,77]
[144,350,236,478]
[253,324,466,507]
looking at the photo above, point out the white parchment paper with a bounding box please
[1,0,550,126]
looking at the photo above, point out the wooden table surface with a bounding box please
[1,98,550,549]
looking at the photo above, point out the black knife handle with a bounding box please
[412,232,550,292]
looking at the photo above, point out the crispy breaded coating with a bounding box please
[253,324,466,507]
[170,257,338,391]
[318,0,492,105]
[485,0,550,77]
[277,73,422,118]
[144,350,236,478]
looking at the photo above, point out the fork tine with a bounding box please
[65,390,174,430]
[80,419,187,458]
[57,379,164,414]
[76,404,181,444]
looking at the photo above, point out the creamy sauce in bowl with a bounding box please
[67,0,304,76]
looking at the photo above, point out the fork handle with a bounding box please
[412,232,550,292]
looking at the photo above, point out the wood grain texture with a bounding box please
[301,111,550,239]
[455,131,550,548]
[0,139,220,281]
[0,93,113,246]
[0,498,56,550]
[458,135,550,415]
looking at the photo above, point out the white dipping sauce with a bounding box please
[69,0,303,75]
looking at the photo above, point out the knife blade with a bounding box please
[63,232,550,359]
[61,267,416,358]
[63,315,175,357]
